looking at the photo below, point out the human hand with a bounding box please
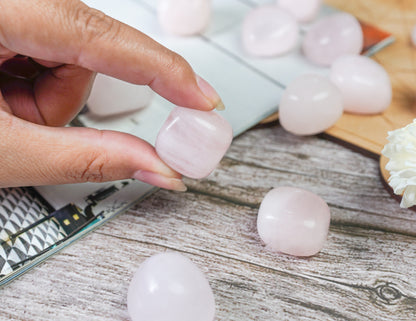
[0,0,223,191]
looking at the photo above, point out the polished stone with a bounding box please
[279,74,343,135]
[87,74,153,117]
[158,0,211,36]
[330,54,392,114]
[302,13,363,66]
[412,25,416,47]
[128,252,215,321]
[277,0,322,22]
[242,5,299,57]
[257,186,331,257]
[155,107,233,179]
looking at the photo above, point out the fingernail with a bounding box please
[133,170,187,192]
[215,100,225,111]
[196,75,225,111]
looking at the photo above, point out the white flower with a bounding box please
[382,119,416,208]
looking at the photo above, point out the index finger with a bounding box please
[0,0,224,111]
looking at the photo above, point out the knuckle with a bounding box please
[60,131,109,184]
[74,6,119,45]
[68,150,108,183]
[161,51,189,76]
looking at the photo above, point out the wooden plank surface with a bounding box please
[2,1,416,320]
[1,125,416,320]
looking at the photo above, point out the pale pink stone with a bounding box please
[330,54,392,114]
[242,5,299,57]
[302,13,363,66]
[279,74,343,135]
[87,74,153,117]
[277,0,322,22]
[155,107,233,179]
[158,0,211,36]
[128,252,215,321]
[411,25,416,47]
[257,187,331,257]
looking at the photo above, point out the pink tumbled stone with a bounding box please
[158,0,211,36]
[127,252,216,321]
[302,13,363,66]
[330,54,392,114]
[411,25,416,47]
[155,107,233,179]
[242,5,299,57]
[279,74,343,136]
[257,187,331,257]
[87,74,154,117]
[277,0,322,22]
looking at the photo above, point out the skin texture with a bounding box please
[0,0,223,190]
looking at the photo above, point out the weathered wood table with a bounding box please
[1,0,416,320]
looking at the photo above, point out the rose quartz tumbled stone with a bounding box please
[411,25,416,47]
[302,13,363,66]
[87,74,154,117]
[158,0,211,36]
[257,187,331,257]
[128,252,216,321]
[279,74,343,136]
[155,107,233,179]
[242,5,299,57]
[277,0,322,22]
[330,54,392,114]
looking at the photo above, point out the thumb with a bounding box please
[0,111,186,191]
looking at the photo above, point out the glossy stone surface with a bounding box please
[87,74,153,117]
[330,55,392,114]
[279,74,343,135]
[155,107,233,179]
[412,25,416,47]
[158,0,211,36]
[257,187,331,257]
[127,252,215,321]
[302,13,363,66]
[242,5,299,57]
[277,0,322,22]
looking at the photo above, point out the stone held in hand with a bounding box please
[257,186,331,257]
[127,252,216,321]
[242,5,299,57]
[279,74,343,136]
[158,0,211,36]
[277,0,322,22]
[155,107,233,179]
[87,73,154,117]
[330,54,392,114]
[302,13,363,66]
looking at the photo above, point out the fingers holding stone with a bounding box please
[0,110,185,190]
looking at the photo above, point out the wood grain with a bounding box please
[1,1,416,320]
[1,125,415,320]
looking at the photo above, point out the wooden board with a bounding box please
[3,125,416,321]
[325,0,416,203]
[323,0,416,155]
[2,3,416,320]
[263,0,416,202]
